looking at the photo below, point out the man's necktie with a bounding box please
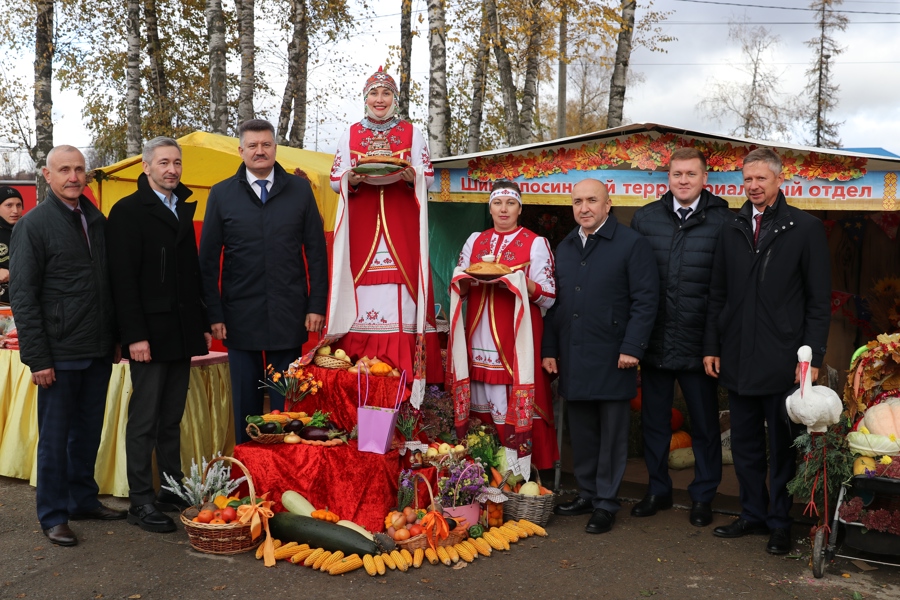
[677,207,692,223]
[72,207,90,248]
[753,213,764,246]
[256,180,269,204]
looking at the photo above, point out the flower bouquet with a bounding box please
[435,455,503,529]
[396,402,431,461]
[259,358,323,412]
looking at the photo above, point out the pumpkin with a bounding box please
[860,399,900,438]
[671,408,684,432]
[369,361,393,376]
[669,430,692,451]
[853,456,877,476]
[311,507,340,523]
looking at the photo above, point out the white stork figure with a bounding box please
[785,345,843,434]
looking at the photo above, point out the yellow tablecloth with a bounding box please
[0,350,234,497]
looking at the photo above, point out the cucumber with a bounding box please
[280,490,315,517]
[269,512,379,556]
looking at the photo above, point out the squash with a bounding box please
[336,519,375,541]
[369,361,393,376]
[860,399,900,438]
[281,490,316,517]
[311,507,340,523]
[669,430,692,451]
[668,447,695,470]
[269,512,380,556]
[853,456,877,476]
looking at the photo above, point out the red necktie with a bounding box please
[753,213,763,247]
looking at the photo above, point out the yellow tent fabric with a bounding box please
[88,131,339,231]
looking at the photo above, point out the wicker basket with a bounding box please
[180,456,263,555]
[314,355,351,370]
[245,422,285,444]
[395,472,468,551]
[502,465,554,526]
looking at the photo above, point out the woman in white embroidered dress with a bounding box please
[456,181,558,470]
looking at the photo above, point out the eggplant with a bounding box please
[284,419,305,433]
[259,422,279,434]
[300,426,332,441]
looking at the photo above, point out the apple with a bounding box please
[316,345,331,356]
[425,448,438,458]
[438,443,451,455]
[334,349,347,360]
[453,444,465,454]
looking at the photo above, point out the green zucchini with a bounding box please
[280,490,315,517]
[269,512,379,556]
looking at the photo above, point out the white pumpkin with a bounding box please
[860,398,900,438]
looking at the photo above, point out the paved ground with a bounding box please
[2,473,898,600]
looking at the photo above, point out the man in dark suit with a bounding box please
[630,148,730,527]
[199,119,328,444]
[542,178,658,534]
[10,145,125,546]
[703,147,831,555]
[108,137,212,533]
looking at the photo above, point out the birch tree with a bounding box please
[236,0,256,123]
[144,0,171,131]
[34,0,54,199]
[465,0,489,153]
[399,0,413,119]
[606,0,634,129]
[125,0,143,155]
[803,0,846,148]
[206,0,228,133]
[428,0,450,158]
[277,0,307,145]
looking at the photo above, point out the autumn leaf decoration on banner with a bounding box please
[467,133,868,182]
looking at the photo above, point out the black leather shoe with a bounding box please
[630,494,673,517]
[713,518,769,538]
[127,503,176,533]
[554,496,593,516]
[70,504,127,521]
[585,509,615,534]
[43,523,78,546]
[766,528,792,555]
[155,490,190,513]
[689,502,713,527]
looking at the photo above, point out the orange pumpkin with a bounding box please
[370,361,393,376]
[669,430,692,451]
[311,507,340,523]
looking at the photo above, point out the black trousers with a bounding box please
[126,358,191,506]
[640,367,722,502]
[728,390,796,529]
[566,399,631,515]
[228,346,303,444]
[36,358,112,529]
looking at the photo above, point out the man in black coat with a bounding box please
[108,137,212,533]
[543,179,658,534]
[10,145,126,546]
[199,119,329,444]
[630,148,731,527]
[703,148,831,555]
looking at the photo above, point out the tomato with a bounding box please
[221,506,238,523]
[196,509,215,524]
[393,527,411,541]
[209,518,226,525]
[270,410,281,415]
[213,509,223,521]
[408,524,423,537]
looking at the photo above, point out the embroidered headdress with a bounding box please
[364,66,399,97]
[362,66,400,125]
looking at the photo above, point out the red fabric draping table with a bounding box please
[232,441,435,533]
[295,365,409,431]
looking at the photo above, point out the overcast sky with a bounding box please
[45,0,900,157]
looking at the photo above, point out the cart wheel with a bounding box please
[812,528,827,578]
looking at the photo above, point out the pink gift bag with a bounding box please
[357,367,406,454]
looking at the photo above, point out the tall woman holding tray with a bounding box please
[328,67,443,405]
[450,180,559,474]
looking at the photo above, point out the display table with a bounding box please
[0,350,234,497]
[295,364,408,430]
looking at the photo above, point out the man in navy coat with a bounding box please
[703,148,831,555]
[200,120,329,444]
[543,178,658,534]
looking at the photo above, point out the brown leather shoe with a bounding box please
[43,523,78,546]
[69,504,127,521]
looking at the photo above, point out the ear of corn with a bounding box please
[257,538,280,559]
[454,543,475,562]
[472,537,492,556]
[272,541,299,560]
[460,540,479,558]
[390,549,408,571]
[291,548,315,564]
[303,547,325,567]
[495,525,519,543]
[328,554,363,575]
[445,544,460,563]
[504,522,529,537]
[321,550,344,571]
[363,554,378,576]
[436,546,452,566]
[373,554,386,575]
[381,551,397,570]
[399,548,413,566]
[483,531,506,551]
[412,548,425,568]
[424,547,439,565]
[518,519,547,536]
[312,550,332,570]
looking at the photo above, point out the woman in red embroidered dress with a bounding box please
[328,68,442,399]
[456,181,559,470]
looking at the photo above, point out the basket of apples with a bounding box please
[313,345,353,369]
